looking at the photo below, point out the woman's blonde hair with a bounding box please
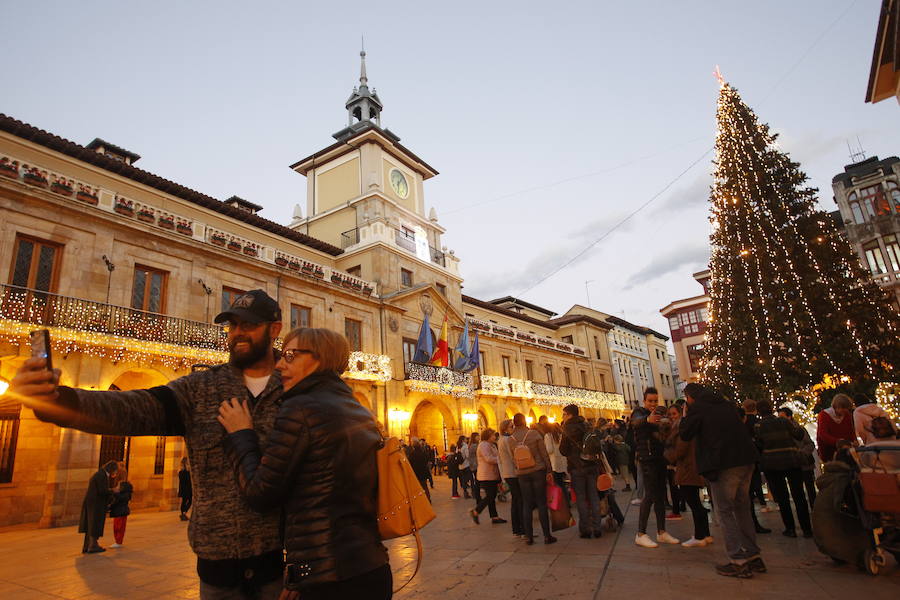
[832,393,852,410]
[283,328,351,374]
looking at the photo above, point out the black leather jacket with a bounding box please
[223,370,388,589]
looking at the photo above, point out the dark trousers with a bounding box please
[470,471,482,502]
[601,490,625,524]
[680,484,710,539]
[764,468,811,533]
[638,461,667,534]
[505,477,524,535]
[459,468,472,497]
[417,476,431,503]
[666,469,685,513]
[474,479,499,518]
[519,470,551,540]
[570,466,602,534]
[300,563,392,600]
[449,473,460,496]
[424,465,434,488]
[750,466,766,506]
[180,495,192,514]
[801,469,816,511]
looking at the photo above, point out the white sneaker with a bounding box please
[681,537,707,547]
[630,498,643,506]
[635,533,658,548]
[656,531,680,545]
[109,543,122,548]
[704,536,714,544]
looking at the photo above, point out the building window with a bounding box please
[344,318,362,351]
[479,351,487,375]
[132,265,168,313]
[290,304,311,329]
[222,286,246,313]
[562,335,573,344]
[0,406,21,484]
[883,235,900,272]
[849,191,865,224]
[10,235,61,292]
[580,370,588,388]
[668,316,680,330]
[598,373,606,391]
[687,343,704,372]
[593,336,602,360]
[98,435,130,469]
[153,436,166,475]
[402,338,417,364]
[888,181,900,212]
[400,268,413,288]
[501,355,511,378]
[545,364,554,385]
[864,241,888,274]
[525,360,534,381]
[346,265,361,277]
[859,186,881,219]
[563,367,571,387]
[436,283,447,297]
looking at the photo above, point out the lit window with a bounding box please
[864,241,888,274]
[883,235,900,272]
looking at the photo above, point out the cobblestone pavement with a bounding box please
[0,476,897,599]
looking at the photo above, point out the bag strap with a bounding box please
[392,448,425,594]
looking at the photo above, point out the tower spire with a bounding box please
[343,47,383,128]
[359,48,368,89]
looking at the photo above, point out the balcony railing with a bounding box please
[341,228,360,249]
[404,362,475,398]
[394,229,446,267]
[0,284,226,350]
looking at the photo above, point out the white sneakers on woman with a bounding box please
[656,532,680,545]
[635,533,658,548]
[681,537,707,547]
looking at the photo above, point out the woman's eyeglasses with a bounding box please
[281,349,316,363]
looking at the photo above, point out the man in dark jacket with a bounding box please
[559,404,603,538]
[80,460,118,553]
[10,290,287,599]
[406,438,432,502]
[680,383,763,578]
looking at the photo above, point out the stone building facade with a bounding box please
[659,270,711,386]
[0,55,626,528]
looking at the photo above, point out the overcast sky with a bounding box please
[3,1,898,349]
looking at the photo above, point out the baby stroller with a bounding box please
[812,445,900,575]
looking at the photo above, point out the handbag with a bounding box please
[596,473,614,492]
[546,481,563,511]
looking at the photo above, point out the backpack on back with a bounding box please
[581,430,605,461]
[512,431,537,470]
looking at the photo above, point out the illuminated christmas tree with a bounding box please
[701,81,900,401]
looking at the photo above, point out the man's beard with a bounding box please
[229,327,272,369]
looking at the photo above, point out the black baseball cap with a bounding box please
[214,289,282,324]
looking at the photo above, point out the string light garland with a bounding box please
[701,81,900,401]
[478,375,625,412]
[344,352,392,383]
[405,363,475,398]
[875,382,900,423]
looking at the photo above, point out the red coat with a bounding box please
[816,409,854,462]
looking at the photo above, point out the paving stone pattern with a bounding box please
[0,475,897,598]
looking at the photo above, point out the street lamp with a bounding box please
[387,408,411,437]
[462,411,478,433]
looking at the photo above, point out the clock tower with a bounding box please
[288,51,462,299]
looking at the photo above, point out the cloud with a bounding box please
[655,173,712,215]
[622,242,710,290]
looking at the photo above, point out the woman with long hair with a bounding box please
[218,328,391,599]
[470,428,506,525]
[544,422,569,503]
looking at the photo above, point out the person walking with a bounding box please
[79,460,118,553]
[754,400,812,538]
[816,394,855,462]
[511,413,556,545]
[665,404,685,522]
[447,444,462,499]
[632,388,680,548]
[10,289,288,598]
[457,435,473,499]
[613,435,632,491]
[177,457,192,521]
[498,419,524,538]
[742,399,772,534]
[218,327,391,599]
[470,428,506,525]
[559,404,604,538]
[108,461,133,548]
[422,438,435,490]
[544,422,569,504]
[680,383,763,579]
[406,438,432,503]
[467,433,482,502]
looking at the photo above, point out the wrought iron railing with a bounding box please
[0,284,226,350]
[341,228,360,249]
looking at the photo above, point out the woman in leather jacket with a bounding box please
[218,328,390,599]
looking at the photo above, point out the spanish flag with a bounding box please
[430,313,450,367]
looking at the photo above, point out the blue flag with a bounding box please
[452,319,471,370]
[457,331,480,373]
[412,313,434,363]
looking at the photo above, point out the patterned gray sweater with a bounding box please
[34,362,283,561]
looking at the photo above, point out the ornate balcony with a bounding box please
[404,362,475,398]
[477,374,625,412]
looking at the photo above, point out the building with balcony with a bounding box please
[0,52,626,528]
[659,270,711,385]
[831,155,900,307]
[866,0,900,105]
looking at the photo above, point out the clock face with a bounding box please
[390,169,409,199]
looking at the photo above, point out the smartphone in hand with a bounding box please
[29,329,53,371]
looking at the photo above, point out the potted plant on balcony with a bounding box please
[114,197,134,216]
[312,265,325,279]
[23,167,49,188]
[288,259,300,271]
[210,232,227,246]
[227,239,242,252]
[242,244,258,257]
[275,255,289,267]
[301,261,314,275]
[330,271,343,285]
[176,220,193,235]
[50,178,73,196]
[0,158,19,179]
[362,283,373,296]
[158,215,175,230]
[76,184,99,205]
[137,207,155,223]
